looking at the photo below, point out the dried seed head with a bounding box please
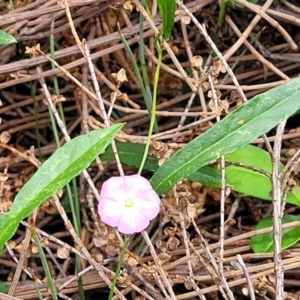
[93,236,108,248]
[156,240,168,252]
[157,252,171,265]
[117,271,131,288]
[123,1,134,11]
[181,16,191,24]
[0,131,11,144]
[285,148,296,158]
[191,55,203,70]
[93,253,103,263]
[111,68,128,84]
[57,245,70,259]
[213,59,226,73]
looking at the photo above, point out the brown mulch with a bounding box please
[1,0,300,299]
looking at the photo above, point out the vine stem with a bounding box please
[138,32,162,174]
[108,236,131,300]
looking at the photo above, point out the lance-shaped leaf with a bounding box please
[157,0,176,40]
[100,142,221,186]
[0,124,123,251]
[151,77,300,195]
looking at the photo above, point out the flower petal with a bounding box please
[98,197,124,227]
[117,207,150,234]
[100,176,127,201]
[98,174,161,234]
[134,188,161,219]
[123,175,152,198]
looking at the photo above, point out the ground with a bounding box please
[0,0,300,299]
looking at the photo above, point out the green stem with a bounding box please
[138,34,162,174]
[119,32,158,132]
[31,226,58,300]
[33,279,43,300]
[50,29,85,300]
[213,0,228,44]
[108,236,131,300]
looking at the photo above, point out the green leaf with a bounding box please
[150,77,300,195]
[101,142,300,205]
[101,142,158,172]
[287,187,300,206]
[157,0,175,40]
[223,145,300,206]
[251,214,300,253]
[0,281,9,294]
[0,124,123,252]
[187,166,221,187]
[100,142,221,186]
[224,145,284,201]
[0,30,16,45]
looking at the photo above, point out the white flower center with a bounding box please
[124,198,135,208]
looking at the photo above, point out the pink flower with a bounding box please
[98,174,161,234]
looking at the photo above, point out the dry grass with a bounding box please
[1,0,300,299]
